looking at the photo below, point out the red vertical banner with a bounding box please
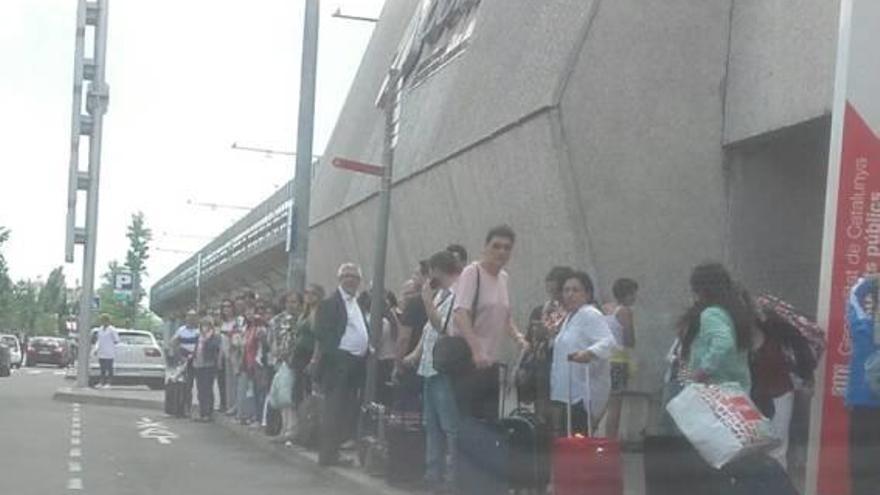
[812,1,880,494]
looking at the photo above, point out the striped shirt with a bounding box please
[174,325,199,355]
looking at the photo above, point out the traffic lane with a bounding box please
[79,404,355,495]
[0,367,75,493]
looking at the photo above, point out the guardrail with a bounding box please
[150,181,294,310]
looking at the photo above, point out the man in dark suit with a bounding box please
[311,262,370,466]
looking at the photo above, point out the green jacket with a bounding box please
[687,306,751,391]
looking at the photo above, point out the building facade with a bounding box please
[152,0,840,395]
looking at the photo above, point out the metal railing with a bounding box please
[150,181,294,310]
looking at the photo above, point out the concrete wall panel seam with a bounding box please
[719,0,737,145]
[552,0,603,106]
[549,106,603,290]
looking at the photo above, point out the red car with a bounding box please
[26,337,71,367]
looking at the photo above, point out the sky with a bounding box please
[0,0,385,290]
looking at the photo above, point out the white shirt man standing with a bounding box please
[94,314,119,389]
[312,263,369,466]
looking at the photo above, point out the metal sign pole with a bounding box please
[70,0,110,388]
[364,69,399,405]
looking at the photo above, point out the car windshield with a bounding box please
[118,333,154,346]
[1,336,16,346]
[31,338,59,345]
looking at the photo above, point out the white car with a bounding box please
[89,329,165,389]
[1,334,23,368]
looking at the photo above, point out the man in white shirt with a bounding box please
[312,263,369,466]
[94,314,119,388]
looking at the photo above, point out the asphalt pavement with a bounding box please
[0,366,378,495]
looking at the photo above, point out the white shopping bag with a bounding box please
[666,382,779,469]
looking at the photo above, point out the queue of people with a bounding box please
[162,224,833,495]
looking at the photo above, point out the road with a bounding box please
[0,367,360,495]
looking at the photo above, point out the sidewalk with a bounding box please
[53,385,645,495]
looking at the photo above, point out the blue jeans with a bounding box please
[236,373,256,421]
[423,373,459,484]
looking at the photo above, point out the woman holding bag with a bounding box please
[678,263,753,391]
[549,271,616,435]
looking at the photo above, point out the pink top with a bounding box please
[453,262,511,363]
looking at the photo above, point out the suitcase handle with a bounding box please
[567,361,592,438]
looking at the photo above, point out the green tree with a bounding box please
[9,280,49,335]
[97,260,128,326]
[39,267,68,332]
[0,227,12,328]
[124,212,152,327]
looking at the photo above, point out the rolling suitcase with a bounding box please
[293,392,321,449]
[456,416,510,495]
[721,453,799,495]
[552,363,623,495]
[386,409,425,486]
[502,407,552,492]
[164,380,187,417]
[456,365,511,495]
[263,400,282,436]
[357,402,388,477]
[644,435,728,495]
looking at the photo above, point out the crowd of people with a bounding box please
[162,223,832,494]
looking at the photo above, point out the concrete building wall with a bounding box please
[724,0,839,144]
[557,0,734,388]
[726,118,830,316]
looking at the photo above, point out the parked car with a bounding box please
[0,334,22,368]
[89,328,165,389]
[26,336,71,367]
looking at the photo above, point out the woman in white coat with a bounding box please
[550,271,617,435]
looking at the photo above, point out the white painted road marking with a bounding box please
[68,405,85,492]
[136,417,178,445]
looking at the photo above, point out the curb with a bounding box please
[213,415,412,495]
[52,387,165,412]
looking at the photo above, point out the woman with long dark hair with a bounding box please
[678,262,753,391]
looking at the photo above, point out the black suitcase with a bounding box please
[294,393,321,448]
[357,402,388,477]
[385,409,425,486]
[502,407,551,492]
[264,403,282,436]
[164,381,187,417]
[644,435,729,495]
[456,416,510,495]
[721,454,799,495]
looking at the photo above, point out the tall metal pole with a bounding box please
[287,0,320,292]
[365,69,399,404]
[195,252,203,310]
[75,0,110,388]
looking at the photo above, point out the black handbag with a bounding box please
[432,267,479,375]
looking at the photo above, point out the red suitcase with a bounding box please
[552,363,623,495]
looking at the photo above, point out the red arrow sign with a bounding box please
[332,157,384,177]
